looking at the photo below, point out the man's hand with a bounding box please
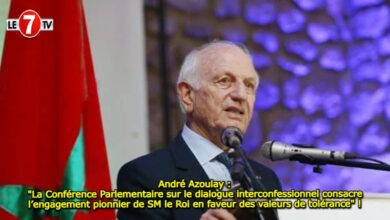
[200,209,236,220]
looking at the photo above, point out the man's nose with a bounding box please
[230,82,247,101]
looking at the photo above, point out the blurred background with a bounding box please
[1,1,389,219]
[142,0,390,192]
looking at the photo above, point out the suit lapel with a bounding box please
[168,132,209,220]
[169,132,209,182]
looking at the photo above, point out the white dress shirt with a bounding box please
[181,124,232,183]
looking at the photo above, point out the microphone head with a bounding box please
[260,141,273,159]
[221,127,243,148]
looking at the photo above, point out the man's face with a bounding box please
[183,44,259,146]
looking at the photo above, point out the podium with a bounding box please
[278,193,390,220]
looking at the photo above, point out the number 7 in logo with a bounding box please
[23,14,36,35]
[18,10,41,38]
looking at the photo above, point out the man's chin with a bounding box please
[219,123,247,133]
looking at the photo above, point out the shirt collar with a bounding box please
[181,124,223,165]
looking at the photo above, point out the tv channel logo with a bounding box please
[6,9,53,38]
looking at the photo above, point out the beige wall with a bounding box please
[84,0,149,188]
[0,0,11,64]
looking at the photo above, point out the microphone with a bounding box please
[221,129,278,220]
[221,127,243,148]
[261,141,357,161]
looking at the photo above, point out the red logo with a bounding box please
[6,9,53,38]
[18,10,42,38]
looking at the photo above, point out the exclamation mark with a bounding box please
[358,199,362,209]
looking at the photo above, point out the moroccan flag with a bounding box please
[0,0,116,219]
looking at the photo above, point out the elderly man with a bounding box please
[117,41,281,220]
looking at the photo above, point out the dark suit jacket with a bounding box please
[117,133,281,220]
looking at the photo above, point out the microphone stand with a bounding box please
[230,144,279,220]
[289,155,390,174]
[221,127,279,220]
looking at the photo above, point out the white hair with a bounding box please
[176,40,251,90]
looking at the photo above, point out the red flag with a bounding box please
[0,1,115,219]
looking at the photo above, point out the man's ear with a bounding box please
[177,81,194,113]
